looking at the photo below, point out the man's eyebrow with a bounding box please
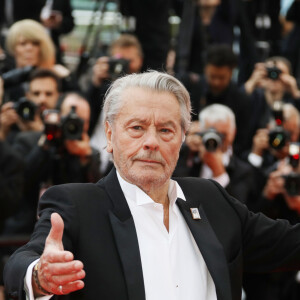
[124,119,177,128]
[158,121,177,128]
[124,118,148,126]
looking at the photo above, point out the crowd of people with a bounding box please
[0,0,300,299]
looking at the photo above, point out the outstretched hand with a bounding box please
[33,213,85,296]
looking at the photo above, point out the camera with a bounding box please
[269,127,289,150]
[283,173,300,196]
[13,97,37,121]
[43,106,84,143]
[266,66,282,81]
[196,128,224,152]
[269,101,289,150]
[2,66,35,89]
[108,58,130,80]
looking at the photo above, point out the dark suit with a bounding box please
[4,168,300,300]
[174,145,255,204]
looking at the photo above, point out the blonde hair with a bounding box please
[6,19,55,68]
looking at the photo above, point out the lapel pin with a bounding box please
[190,208,201,220]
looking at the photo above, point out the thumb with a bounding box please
[45,212,65,251]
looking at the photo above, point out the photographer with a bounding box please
[0,68,60,143]
[248,103,300,170]
[182,44,253,156]
[243,56,300,137]
[243,103,300,300]
[174,104,255,204]
[4,93,101,236]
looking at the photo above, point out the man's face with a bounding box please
[111,46,143,73]
[14,36,40,68]
[204,65,233,96]
[203,118,235,152]
[105,87,183,191]
[27,77,59,113]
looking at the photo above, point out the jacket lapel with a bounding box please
[176,198,232,300]
[99,168,145,300]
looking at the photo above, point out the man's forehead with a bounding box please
[30,78,57,90]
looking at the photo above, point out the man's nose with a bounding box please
[143,130,159,151]
[37,94,47,105]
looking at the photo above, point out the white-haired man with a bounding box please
[4,71,300,300]
[175,104,255,204]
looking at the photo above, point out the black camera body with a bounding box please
[197,128,224,152]
[266,66,282,81]
[269,127,289,150]
[269,101,289,150]
[13,97,37,121]
[43,106,84,143]
[283,173,300,196]
[2,66,35,89]
[108,58,130,80]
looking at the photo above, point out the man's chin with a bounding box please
[127,168,169,188]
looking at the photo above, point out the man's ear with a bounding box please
[105,121,113,153]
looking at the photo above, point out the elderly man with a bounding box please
[4,71,300,300]
[174,104,255,204]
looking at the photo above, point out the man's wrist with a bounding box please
[32,263,51,296]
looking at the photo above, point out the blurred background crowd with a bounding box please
[0,0,300,299]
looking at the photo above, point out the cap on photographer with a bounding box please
[174,104,255,204]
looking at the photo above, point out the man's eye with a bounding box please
[132,126,142,130]
[161,128,171,133]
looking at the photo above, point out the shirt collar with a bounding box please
[116,170,186,207]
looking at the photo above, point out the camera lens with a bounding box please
[269,127,287,150]
[201,129,223,152]
[14,97,36,121]
[63,120,81,137]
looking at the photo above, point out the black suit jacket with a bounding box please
[4,168,300,300]
[174,146,255,204]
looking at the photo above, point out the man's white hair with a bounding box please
[198,104,236,130]
[102,70,192,132]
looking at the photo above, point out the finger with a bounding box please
[44,249,74,263]
[55,280,85,295]
[51,269,86,286]
[48,260,83,275]
[45,213,65,250]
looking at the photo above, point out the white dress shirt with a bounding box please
[117,172,217,300]
[25,172,217,300]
